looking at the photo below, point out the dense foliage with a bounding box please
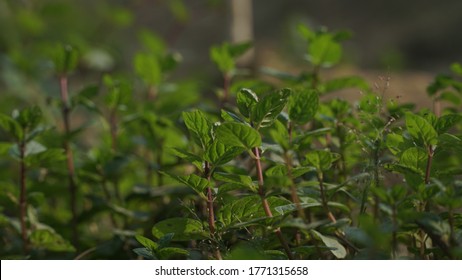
[1,1,462,260]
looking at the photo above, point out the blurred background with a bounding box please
[1,0,462,259]
[1,0,462,102]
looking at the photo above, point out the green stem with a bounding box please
[448,207,455,246]
[108,107,123,204]
[157,141,164,186]
[418,203,427,260]
[317,172,336,223]
[100,176,118,228]
[392,204,397,259]
[336,123,347,182]
[146,148,153,185]
[317,170,358,254]
[285,121,305,219]
[373,144,381,220]
[312,65,320,90]
[284,152,304,249]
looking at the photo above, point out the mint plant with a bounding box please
[49,44,80,247]
[0,106,71,255]
[1,9,461,259]
[384,110,462,258]
[216,88,294,259]
[210,42,252,104]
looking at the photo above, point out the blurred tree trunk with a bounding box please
[229,0,255,68]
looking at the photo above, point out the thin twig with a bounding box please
[74,247,97,260]
[424,146,434,185]
[19,138,28,254]
[59,75,79,248]
[204,161,222,260]
[253,147,294,260]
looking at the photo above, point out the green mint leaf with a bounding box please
[288,88,319,124]
[405,112,438,147]
[252,88,290,129]
[215,122,261,150]
[237,88,259,118]
[182,110,213,150]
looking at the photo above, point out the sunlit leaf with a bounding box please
[161,172,209,197]
[399,147,427,175]
[134,52,162,86]
[311,230,346,259]
[307,34,342,67]
[305,150,340,172]
[213,172,255,190]
[205,140,244,166]
[0,114,23,140]
[228,41,252,58]
[237,88,258,118]
[25,148,66,166]
[168,0,189,23]
[405,112,438,146]
[450,62,462,76]
[435,114,462,134]
[133,248,154,259]
[252,88,290,129]
[51,44,79,75]
[30,229,75,252]
[288,88,319,124]
[218,195,290,228]
[182,110,213,149]
[210,43,234,74]
[438,133,462,151]
[16,106,42,130]
[323,76,369,93]
[386,133,410,156]
[215,122,261,150]
[135,235,158,250]
[169,147,202,164]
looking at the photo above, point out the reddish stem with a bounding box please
[417,145,435,259]
[204,162,216,234]
[204,161,222,260]
[424,146,434,185]
[433,99,441,118]
[252,147,294,259]
[19,139,28,254]
[222,73,231,106]
[59,75,78,248]
[147,85,157,101]
[287,121,293,144]
[206,187,216,234]
[284,152,305,220]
